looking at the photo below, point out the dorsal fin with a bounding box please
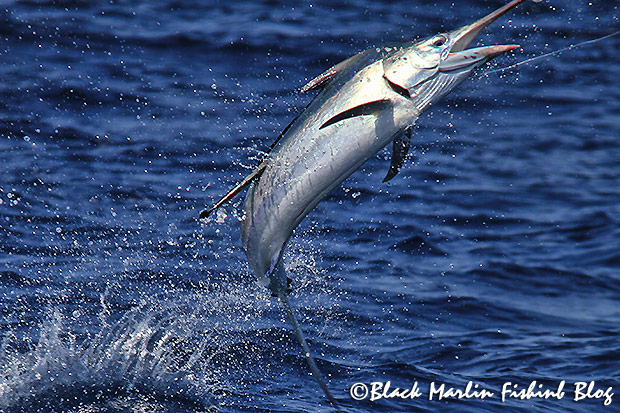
[319,99,391,130]
[383,126,412,182]
[300,68,338,93]
[300,54,359,93]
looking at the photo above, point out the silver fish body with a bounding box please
[241,39,510,294]
[202,0,528,406]
[241,48,418,292]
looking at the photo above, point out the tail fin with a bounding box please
[278,293,341,410]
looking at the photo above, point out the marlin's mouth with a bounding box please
[439,0,524,72]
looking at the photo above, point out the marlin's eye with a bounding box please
[432,35,447,48]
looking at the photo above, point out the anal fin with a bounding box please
[199,163,266,219]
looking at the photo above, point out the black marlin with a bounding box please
[201,0,526,407]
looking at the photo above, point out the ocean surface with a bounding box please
[1,0,619,412]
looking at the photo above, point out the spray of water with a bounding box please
[0,288,271,412]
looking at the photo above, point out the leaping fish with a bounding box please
[201,0,526,408]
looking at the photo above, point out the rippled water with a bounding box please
[1,0,619,412]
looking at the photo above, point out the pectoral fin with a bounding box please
[383,126,412,182]
[319,99,391,130]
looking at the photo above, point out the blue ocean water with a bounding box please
[1,0,619,411]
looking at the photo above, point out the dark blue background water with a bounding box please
[1,0,619,412]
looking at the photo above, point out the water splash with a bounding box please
[0,284,276,412]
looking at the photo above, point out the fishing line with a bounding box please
[486,28,620,75]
